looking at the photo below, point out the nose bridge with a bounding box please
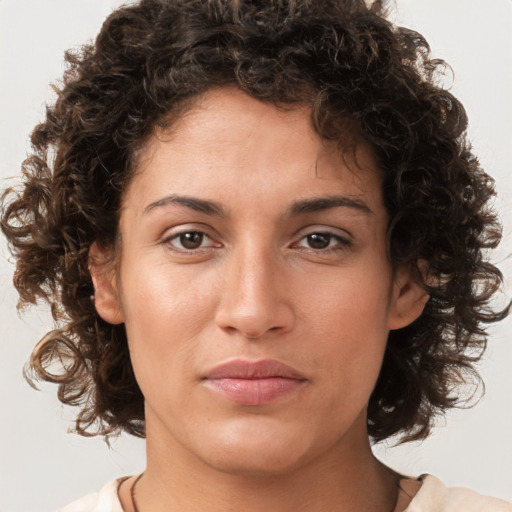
[215,237,293,338]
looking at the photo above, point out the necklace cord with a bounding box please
[128,470,402,512]
[130,473,144,512]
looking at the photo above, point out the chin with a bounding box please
[203,448,308,477]
[193,420,317,477]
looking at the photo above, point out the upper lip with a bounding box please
[204,359,306,380]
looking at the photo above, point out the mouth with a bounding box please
[202,359,307,405]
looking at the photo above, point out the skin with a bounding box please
[91,87,427,512]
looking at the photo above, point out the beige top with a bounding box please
[402,475,511,511]
[57,475,512,512]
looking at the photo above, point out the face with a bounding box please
[92,87,425,476]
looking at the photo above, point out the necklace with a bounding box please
[129,470,402,512]
[130,473,144,512]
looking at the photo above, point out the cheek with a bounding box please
[303,262,393,335]
[302,266,392,392]
[121,260,217,331]
[119,263,218,386]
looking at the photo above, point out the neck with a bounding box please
[127,412,399,512]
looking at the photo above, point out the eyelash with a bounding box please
[163,230,218,252]
[292,231,352,253]
[163,228,352,255]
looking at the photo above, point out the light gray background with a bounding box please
[1,1,511,511]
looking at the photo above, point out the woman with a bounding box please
[1,1,510,510]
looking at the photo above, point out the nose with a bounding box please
[214,246,295,339]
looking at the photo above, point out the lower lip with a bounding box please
[204,377,304,405]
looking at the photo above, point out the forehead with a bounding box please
[126,87,384,216]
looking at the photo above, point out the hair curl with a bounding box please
[1,0,508,442]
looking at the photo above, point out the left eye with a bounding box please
[167,231,213,250]
[297,232,348,250]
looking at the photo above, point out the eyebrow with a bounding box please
[289,196,373,216]
[143,194,372,217]
[144,195,225,216]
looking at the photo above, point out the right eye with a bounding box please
[164,231,217,251]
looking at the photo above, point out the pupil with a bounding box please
[180,232,203,249]
[308,233,330,249]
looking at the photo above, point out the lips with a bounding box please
[203,359,307,405]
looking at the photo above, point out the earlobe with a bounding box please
[388,262,430,330]
[88,242,125,325]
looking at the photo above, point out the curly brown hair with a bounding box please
[1,0,508,443]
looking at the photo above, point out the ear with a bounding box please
[388,260,430,330]
[88,242,125,325]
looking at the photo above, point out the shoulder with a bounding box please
[405,474,512,512]
[56,479,125,512]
